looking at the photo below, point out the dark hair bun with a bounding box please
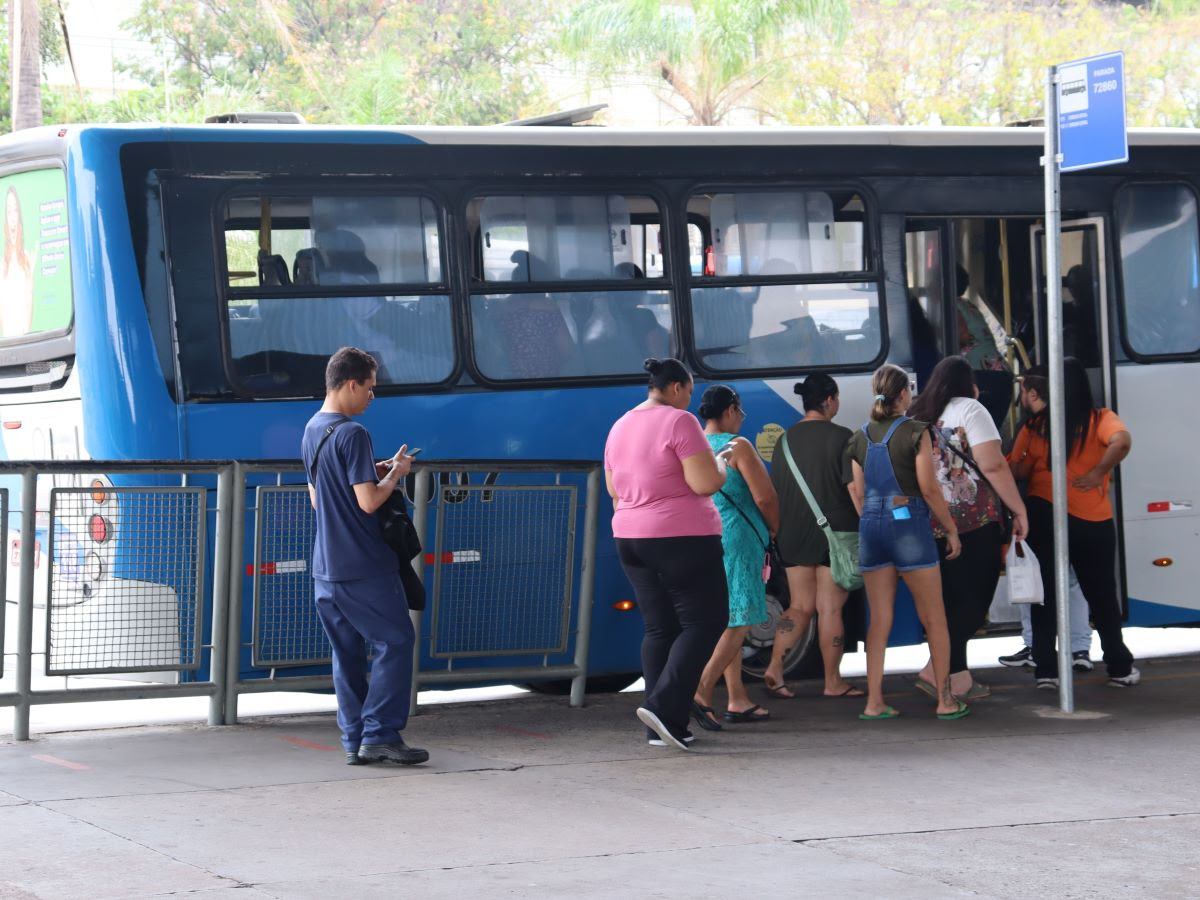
[643,358,662,374]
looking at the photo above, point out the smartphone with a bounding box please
[407,448,423,457]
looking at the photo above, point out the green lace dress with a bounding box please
[707,433,769,628]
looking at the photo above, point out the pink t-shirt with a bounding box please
[604,405,722,539]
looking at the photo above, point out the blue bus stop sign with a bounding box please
[1056,51,1128,172]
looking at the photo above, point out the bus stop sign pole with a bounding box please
[1042,66,1074,713]
[1042,52,1128,714]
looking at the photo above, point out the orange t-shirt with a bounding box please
[1007,409,1127,522]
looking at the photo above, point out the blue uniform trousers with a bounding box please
[313,571,415,752]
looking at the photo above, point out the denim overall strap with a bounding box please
[862,417,909,501]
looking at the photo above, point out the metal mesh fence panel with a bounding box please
[46,486,205,675]
[431,484,576,658]
[252,486,330,667]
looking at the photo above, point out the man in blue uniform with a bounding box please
[302,346,428,765]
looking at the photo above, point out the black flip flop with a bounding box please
[764,680,796,700]
[723,704,770,723]
[691,701,723,731]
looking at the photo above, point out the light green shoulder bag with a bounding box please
[780,435,863,591]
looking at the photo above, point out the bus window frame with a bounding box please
[0,158,76,369]
[681,180,886,381]
[1111,178,1200,365]
[461,181,678,388]
[212,182,463,397]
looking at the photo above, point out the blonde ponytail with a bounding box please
[869,364,909,422]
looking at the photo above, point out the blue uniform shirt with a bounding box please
[302,412,398,581]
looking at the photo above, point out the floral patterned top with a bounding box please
[929,396,1003,537]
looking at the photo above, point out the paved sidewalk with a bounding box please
[2,655,1199,898]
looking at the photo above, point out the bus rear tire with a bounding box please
[522,673,641,695]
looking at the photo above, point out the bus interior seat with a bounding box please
[314,229,380,286]
[258,251,291,287]
[293,248,318,285]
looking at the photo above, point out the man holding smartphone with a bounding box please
[302,346,428,766]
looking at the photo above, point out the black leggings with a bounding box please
[1025,497,1133,678]
[616,536,729,737]
[937,522,1004,674]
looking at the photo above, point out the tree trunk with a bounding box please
[10,0,43,132]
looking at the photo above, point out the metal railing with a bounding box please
[0,459,601,740]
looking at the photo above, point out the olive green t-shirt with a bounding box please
[845,417,929,498]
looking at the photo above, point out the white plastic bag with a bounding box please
[1006,540,1044,605]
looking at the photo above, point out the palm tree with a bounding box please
[9,0,42,131]
[561,0,849,125]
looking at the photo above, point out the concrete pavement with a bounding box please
[2,654,1199,898]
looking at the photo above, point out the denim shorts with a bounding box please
[858,496,940,573]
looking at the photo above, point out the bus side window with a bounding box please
[468,193,672,380]
[221,193,454,394]
[1116,183,1200,358]
[688,189,878,372]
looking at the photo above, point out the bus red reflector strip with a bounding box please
[423,550,482,565]
[246,560,308,576]
[3,421,21,429]
[1147,501,1192,513]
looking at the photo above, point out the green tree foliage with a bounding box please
[111,0,547,125]
[561,0,850,124]
[767,0,1200,127]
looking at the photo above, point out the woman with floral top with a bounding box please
[908,356,1028,700]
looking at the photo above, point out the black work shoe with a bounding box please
[346,750,368,766]
[999,646,1034,667]
[358,740,430,765]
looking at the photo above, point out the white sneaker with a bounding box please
[1036,677,1059,691]
[1108,667,1141,688]
[636,707,690,751]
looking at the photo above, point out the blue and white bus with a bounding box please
[1,122,1198,689]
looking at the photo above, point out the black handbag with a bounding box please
[310,420,426,611]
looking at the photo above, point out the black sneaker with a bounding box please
[1072,651,1094,672]
[999,646,1035,668]
[346,750,368,766]
[646,727,695,747]
[358,739,430,765]
[1036,677,1059,691]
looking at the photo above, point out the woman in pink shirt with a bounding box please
[605,358,731,750]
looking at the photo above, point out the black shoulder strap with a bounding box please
[308,416,351,482]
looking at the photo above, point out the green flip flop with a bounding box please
[937,700,971,720]
[858,705,900,721]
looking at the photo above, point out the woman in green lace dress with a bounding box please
[691,385,780,729]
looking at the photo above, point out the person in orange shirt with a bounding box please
[1009,359,1138,688]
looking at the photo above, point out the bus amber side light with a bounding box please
[613,599,636,611]
[1152,558,1173,567]
[91,479,108,505]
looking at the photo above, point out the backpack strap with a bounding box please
[308,416,352,482]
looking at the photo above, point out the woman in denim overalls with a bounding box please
[849,365,969,720]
